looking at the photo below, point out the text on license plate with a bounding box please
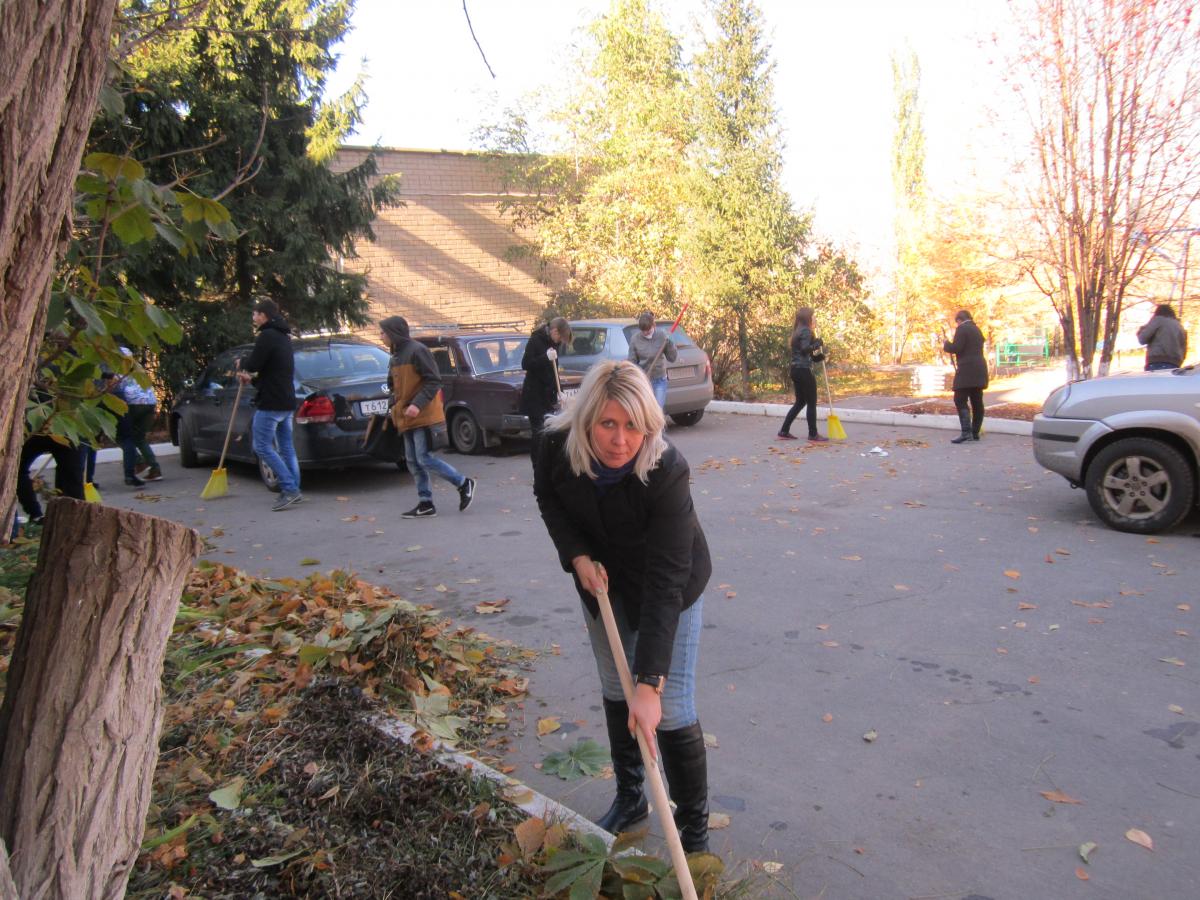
[667,366,696,380]
[561,388,579,399]
[360,399,390,415]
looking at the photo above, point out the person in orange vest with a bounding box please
[380,316,475,518]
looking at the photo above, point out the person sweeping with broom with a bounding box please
[236,298,303,510]
[776,307,829,442]
[533,360,714,857]
[942,309,988,444]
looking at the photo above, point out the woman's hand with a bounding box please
[571,556,607,596]
[628,683,663,759]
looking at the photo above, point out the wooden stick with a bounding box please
[594,584,697,900]
[642,302,689,376]
[215,381,245,471]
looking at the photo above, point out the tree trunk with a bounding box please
[0,0,120,519]
[737,309,751,401]
[0,498,201,900]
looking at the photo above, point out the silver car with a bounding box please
[558,319,714,426]
[1032,365,1200,533]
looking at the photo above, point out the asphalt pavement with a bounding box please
[97,410,1199,899]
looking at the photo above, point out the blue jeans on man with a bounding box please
[252,409,300,495]
[402,425,465,501]
[651,376,668,410]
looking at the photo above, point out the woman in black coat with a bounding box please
[777,307,828,442]
[942,310,989,444]
[521,316,572,467]
[533,360,713,852]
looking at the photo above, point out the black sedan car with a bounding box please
[415,328,582,454]
[171,336,396,489]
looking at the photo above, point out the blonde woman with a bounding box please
[533,360,713,852]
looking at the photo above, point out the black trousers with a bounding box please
[953,387,985,435]
[16,435,85,519]
[527,410,547,470]
[781,366,818,437]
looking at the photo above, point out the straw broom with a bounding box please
[820,360,846,440]
[200,380,244,499]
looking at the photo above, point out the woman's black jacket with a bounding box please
[533,431,711,677]
[943,320,989,390]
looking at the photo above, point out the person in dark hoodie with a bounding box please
[237,298,302,510]
[942,309,989,444]
[380,316,475,519]
[520,316,572,468]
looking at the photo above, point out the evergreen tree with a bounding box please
[97,0,400,395]
[689,0,808,398]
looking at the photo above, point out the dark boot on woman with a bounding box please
[950,407,975,444]
[657,722,709,853]
[595,698,648,834]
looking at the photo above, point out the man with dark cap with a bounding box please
[380,316,475,518]
[520,316,572,467]
[237,298,302,509]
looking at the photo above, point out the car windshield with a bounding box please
[294,343,390,380]
[465,337,528,374]
[621,324,697,349]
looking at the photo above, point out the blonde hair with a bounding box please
[545,360,667,482]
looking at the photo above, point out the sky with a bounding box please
[324,0,1013,274]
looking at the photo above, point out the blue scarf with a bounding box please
[593,458,635,496]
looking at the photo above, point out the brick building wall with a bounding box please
[332,146,560,331]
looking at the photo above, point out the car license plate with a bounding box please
[561,388,579,399]
[360,399,390,416]
[667,366,696,381]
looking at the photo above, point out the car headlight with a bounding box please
[1041,384,1071,417]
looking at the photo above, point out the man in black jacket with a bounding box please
[237,299,302,510]
[520,316,571,468]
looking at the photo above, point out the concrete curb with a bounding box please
[373,716,616,848]
[708,400,1034,437]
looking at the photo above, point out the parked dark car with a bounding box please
[557,319,713,426]
[170,336,396,489]
[414,327,582,454]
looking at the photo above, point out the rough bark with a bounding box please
[0,498,201,900]
[0,0,120,519]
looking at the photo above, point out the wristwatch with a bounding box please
[635,673,666,695]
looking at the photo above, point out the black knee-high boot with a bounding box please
[950,407,974,444]
[595,698,648,834]
[971,404,984,440]
[657,722,709,853]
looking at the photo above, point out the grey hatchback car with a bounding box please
[557,319,714,426]
[1032,365,1200,533]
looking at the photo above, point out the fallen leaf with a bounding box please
[1119,589,1143,596]
[318,784,340,801]
[815,623,830,630]
[1125,828,1153,851]
[1075,867,1089,881]
[708,812,731,829]
[841,555,862,561]
[405,545,422,552]
[537,716,561,736]
[299,557,320,566]
[862,729,877,743]
[208,778,245,810]
[335,496,349,502]
[1018,602,1038,610]
[1078,841,1097,864]
[893,584,909,591]
[303,761,320,776]
[821,640,840,648]
[1040,789,1083,805]
[996,647,1008,654]
[761,861,783,874]
[703,732,720,748]
[514,817,546,860]
[1028,675,1040,684]
[821,713,833,723]
[1168,704,1184,715]
[1088,617,1104,624]
[1072,600,1111,608]
[1055,548,1070,556]
[1159,657,1186,667]
[1178,604,1192,612]
[340,515,359,522]
[434,584,448,593]
[1176,629,1190,637]
[1004,569,1021,579]
[725,590,737,598]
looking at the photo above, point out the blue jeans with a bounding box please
[402,425,464,502]
[252,409,300,494]
[651,376,668,409]
[584,595,703,731]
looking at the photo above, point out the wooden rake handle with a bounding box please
[820,359,836,411]
[215,380,245,471]
[594,584,698,900]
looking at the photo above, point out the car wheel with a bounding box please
[257,455,283,493]
[1084,437,1194,534]
[450,410,483,454]
[178,417,200,468]
[671,409,705,427]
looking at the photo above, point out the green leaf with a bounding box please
[153,221,187,252]
[68,297,107,335]
[541,738,611,781]
[97,84,124,118]
[1079,841,1098,864]
[111,205,155,244]
[200,197,232,226]
[250,848,304,868]
[140,814,198,850]
[208,777,245,810]
[211,217,241,241]
[543,858,604,896]
[75,173,109,195]
[299,557,320,566]
[297,644,334,666]
[83,152,144,182]
[177,192,206,223]
[342,610,366,630]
